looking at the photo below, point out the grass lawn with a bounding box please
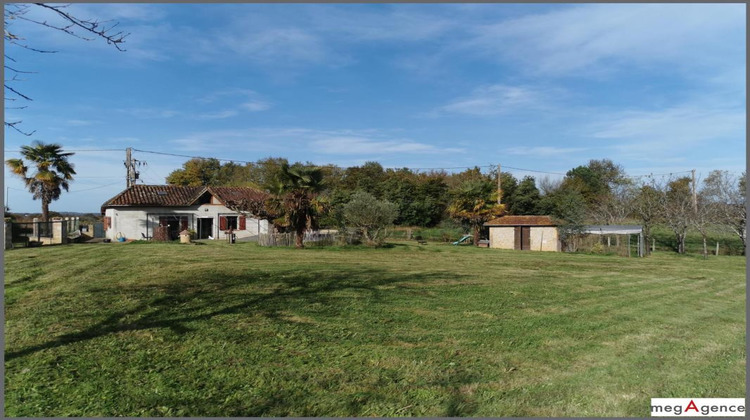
[4,241,746,416]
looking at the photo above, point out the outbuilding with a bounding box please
[484,215,561,252]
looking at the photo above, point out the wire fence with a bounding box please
[257,231,363,247]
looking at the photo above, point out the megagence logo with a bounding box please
[651,398,745,417]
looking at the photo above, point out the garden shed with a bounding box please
[484,215,561,252]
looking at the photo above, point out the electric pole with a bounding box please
[124,148,146,188]
[691,169,697,212]
[497,163,502,204]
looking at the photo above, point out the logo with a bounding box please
[651,398,745,417]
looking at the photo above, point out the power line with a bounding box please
[67,181,123,194]
[4,148,124,153]
[132,148,256,164]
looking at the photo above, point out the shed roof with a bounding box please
[582,225,643,235]
[484,215,557,226]
[101,185,267,213]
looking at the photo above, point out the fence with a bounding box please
[5,217,81,249]
[257,230,361,247]
[8,221,53,248]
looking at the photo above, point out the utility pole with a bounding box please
[124,148,145,188]
[497,163,502,205]
[691,169,697,213]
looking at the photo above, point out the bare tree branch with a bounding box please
[4,121,36,136]
[33,3,129,51]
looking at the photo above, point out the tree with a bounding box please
[166,158,223,186]
[702,170,746,255]
[5,4,129,135]
[589,180,634,225]
[497,172,518,213]
[630,181,665,256]
[540,188,588,252]
[448,179,505,246]
[509,176,540,215]
[267,163,325,249]
[342,191,398,245]
[662,177,693,254]
[693,183,717,258]
[5,141,76,221]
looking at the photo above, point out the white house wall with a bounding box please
[105,204,269,241]
[529,226,560,252]
[489,227,515,250]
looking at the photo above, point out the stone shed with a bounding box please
[484,215,561,252]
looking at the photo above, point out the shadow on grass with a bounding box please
[6,266,458,361]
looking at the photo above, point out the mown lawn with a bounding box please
[4,241,746,416]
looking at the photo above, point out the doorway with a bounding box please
[197,218,214,239]
[514,226,531,250]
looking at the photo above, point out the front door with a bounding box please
[197,218,213,239]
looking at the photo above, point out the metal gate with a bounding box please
[93,222,105,238]
[10,221,52,247]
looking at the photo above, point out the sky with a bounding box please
[3,3,746,214]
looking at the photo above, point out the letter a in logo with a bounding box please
[685,400,699,413]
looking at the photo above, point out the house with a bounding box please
[101,185,270,241]
[484,215,561,252]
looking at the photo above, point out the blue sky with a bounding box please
[3,3,746,213]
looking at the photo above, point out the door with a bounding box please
[514,226,531,250]
[521,227,531,250]
[197,218,213,239]
[93,223,104,238]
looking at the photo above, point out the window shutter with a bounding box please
[239,216,246,230]
[103,217,111,230]
[219,216,227,231]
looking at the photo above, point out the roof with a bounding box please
[583,225,643,235]
[101,185,267,213]
[484,215,557,226]
[209,186,268,205]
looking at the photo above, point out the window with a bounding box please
[219,216,238,231]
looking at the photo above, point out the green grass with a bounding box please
[4,241,746,416]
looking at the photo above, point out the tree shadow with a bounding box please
[5,266,459,361]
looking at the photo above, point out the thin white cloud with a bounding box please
[196,110,239,120]
[166,128,464,158]
[590,107,745,143]
[505,146,588,157]
[240,101,271,112]
[65,119,97,126]
[195,88,272,116]
[313,136,463,155]
[462,3,745,76]
[119,108,180,119]
[434,84,555,117]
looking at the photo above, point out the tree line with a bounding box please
[166,157,746,254]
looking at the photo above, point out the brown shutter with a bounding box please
[219,216,227,230]
[514,227,521,250]
[239,216,246,230]
[181,217,188,231]
[103,217,111,230]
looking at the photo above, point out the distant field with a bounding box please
[4,241,746,416]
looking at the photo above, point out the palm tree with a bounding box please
[5,141,76,221]
[448,179,505,246]
[268,163,324,249]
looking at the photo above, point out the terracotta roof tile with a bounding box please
[101,185,267,213]
[208,186,269,205]
[484,215,557,226]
